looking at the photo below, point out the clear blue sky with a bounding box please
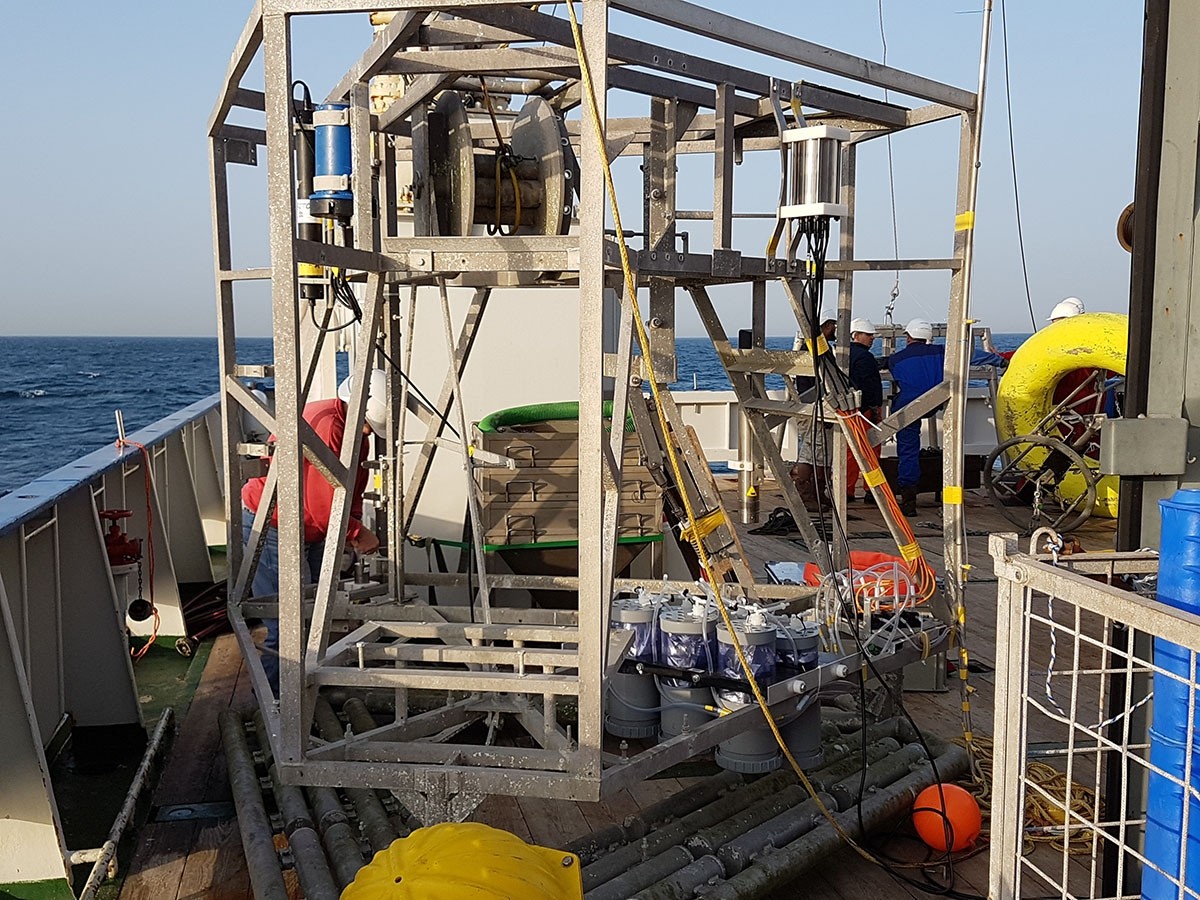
[0,1,1143,337]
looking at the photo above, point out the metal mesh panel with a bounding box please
[989,533,1200,899]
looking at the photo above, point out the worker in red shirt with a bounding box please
[242,370,386,692]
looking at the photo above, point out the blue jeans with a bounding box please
[896,421,922,488]
[242,510,324,694]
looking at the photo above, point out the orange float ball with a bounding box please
[912,783,982,852]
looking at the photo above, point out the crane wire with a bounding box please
[999,0,1039,332]
[878,0,902,325]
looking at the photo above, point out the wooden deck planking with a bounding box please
[173,819,252,900]
[120,633,255,900]
[470,793,534,842]
[516,795,594,847]
[118,821,196,900]
[576,787,642,835]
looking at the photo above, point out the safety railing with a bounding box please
[0,394,226,895]
[988,532,1199,900]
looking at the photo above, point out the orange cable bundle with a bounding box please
[836,411,938,603]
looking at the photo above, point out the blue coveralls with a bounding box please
[888,343,1003,487]
[887,343,945,488]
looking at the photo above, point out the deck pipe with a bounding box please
[700,744,969,900]
[576,719,908,871]
[583,734,900,893]
[681,739,913,863]
[572,715,913,866]
[717,795,830,876]
[305,785,367,889]
[1143,489,1200,899]
[257,705,366,886]
[590,741,921,899]
[218,710,291,900]
[805,738,901,793]
[581,769,796,891]
[313,697,399,852]
[566,770,743,864]
[825,742,929,810]
[341,696,415,835]
[632,854,726,900]
[268,764,341,900]
[684,783,846,861]
[587,846,699,900]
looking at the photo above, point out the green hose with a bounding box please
[477,401,636,433]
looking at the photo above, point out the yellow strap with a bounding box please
[297,263,323,277]
[943,485,963,504]
[955,210,975,231]
[805,334,830,357]
[899,541,921,562]
[680,509,725,544]
[863,468,886,488]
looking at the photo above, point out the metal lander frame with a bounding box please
[208,0,991,815]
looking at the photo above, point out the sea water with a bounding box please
[0,333,1029,497]
[0,336,271,496]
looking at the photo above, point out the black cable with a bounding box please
[999,0,1038,333]
[290,80,313,121]
[371,341,461,440]
[792,216,986,898]
[308,301,357,334]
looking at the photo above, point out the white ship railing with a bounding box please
[0,394,226,894]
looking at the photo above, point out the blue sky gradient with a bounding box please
[0,2,1143,336]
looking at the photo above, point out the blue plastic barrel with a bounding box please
[1143,489,1200,898]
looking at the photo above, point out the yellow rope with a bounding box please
[564,0,888,866]
[960,736,1098,854]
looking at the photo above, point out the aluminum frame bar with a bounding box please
[609,0,976,110]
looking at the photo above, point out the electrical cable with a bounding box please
[478,76,523,236]
[371,340,461,440]
[999,0,1038,333]
[789,203,976,896]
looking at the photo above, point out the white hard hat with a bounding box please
[819,308,838,325]
[849,317,876,335]
[1048,297,1085,321]
[338,369,388,435]
[904,318,934,341]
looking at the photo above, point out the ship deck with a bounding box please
[115,481,1118,899]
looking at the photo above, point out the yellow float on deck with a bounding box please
[994,312,1128,519]
[340,822,584,899]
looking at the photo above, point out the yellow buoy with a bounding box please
[340,822,584,900]
[995,312,1127,518]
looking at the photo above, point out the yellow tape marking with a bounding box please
[955,210,975,231]
[863,468,887,488]
[899,541,921,562]
[943,485,963,505]
[805,334,830,357]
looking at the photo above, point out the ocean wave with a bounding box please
[0,389,49,399]
[77,371,102,378]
